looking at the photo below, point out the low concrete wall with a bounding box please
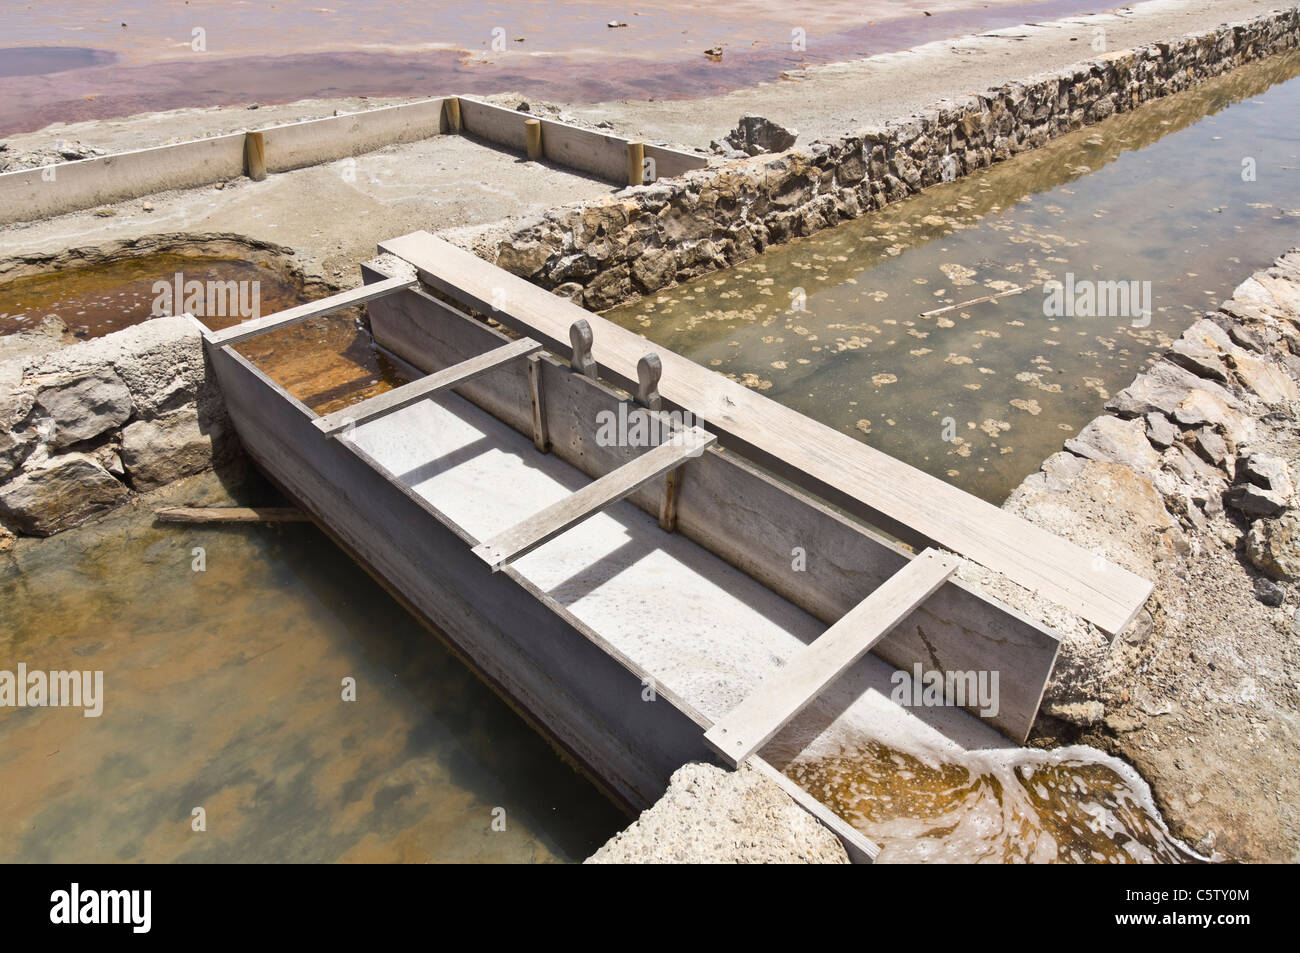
[0,98,450,226]
[260,97,448,174]
[490,7,1300,310]
[0,133,247,226]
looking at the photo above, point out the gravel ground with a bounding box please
[586,762,850,864]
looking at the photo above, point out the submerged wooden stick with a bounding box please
[155,507,310,524]
[919,285,1024,318]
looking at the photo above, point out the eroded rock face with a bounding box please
[1064,415,1161,478]
[0,315,232,537]
[723,116,799,156]
[32,367,133,449]
[120,410,218,490]
[0,453,129,535]
[1246,513,1300,581]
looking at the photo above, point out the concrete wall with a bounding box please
[490,7,1300,311]
[0,98,449,226]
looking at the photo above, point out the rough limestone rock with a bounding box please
[1232,350,1299,406]
[32,367,133,448]
[724,116,798,156]
[1106,360,1240,420]
[28,316,219,424]
[0,522,13,554]
[1237,451,1294,498]
[586,762,848,864]
[1226,483,1288,520]
[120,409,218,490]
[1064,415,1160,477]
[1145,412,1178,449]
[1246,513,1300,581]
[0,453,128,535]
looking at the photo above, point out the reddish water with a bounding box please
[0,0,1113,134]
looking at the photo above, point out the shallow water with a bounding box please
[0,252,410,416]
[606,49,1300,504]
[0,472,626,862]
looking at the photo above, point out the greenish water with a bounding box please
[0,471,626,863]
[607,50,1300,504]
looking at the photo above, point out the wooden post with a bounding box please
[525,119,543,161]
[627,140,645,186]
[569,319,597,379]
[244,130,267,181]
[659,466,683,532]
[444,97,462,134]
[527,354,550,453]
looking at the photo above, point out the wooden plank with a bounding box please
[472,427,716,571]
[704,549,958,766]
[362,273,1061,742]
[312,337,540,435]
[206,275,416,346]
[378,231,1152,636]
[154,506,310,523]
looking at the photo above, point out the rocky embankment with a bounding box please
[0,316,230,548]
[489,8,1299,311]
[997,250,1300,861]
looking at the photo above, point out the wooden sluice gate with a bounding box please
[197,230,1152,862]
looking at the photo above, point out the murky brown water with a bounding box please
[0,252,409,416]
[0,472,626,862]
[779,742,1201,863]
[606,49,1300,504]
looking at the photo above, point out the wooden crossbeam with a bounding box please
[703,548,959,766]
[472,427,716,572]
[207,275,417,347]
[314,337,541,436]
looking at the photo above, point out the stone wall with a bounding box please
[0,316,230,546]
[998,249,1300,717]
[492,7,1300,310]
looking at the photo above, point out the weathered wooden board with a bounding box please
[361,275,1062,741]
[472,428,715,571]
[704,549,958,766]
[206,275,415,346]
[314,337,540,435]
[154,506,310,523]
[377,231,1152,638]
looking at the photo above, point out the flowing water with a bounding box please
[607,49,1300,505]
[0,471,626,862]
[602,51,1300,861]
